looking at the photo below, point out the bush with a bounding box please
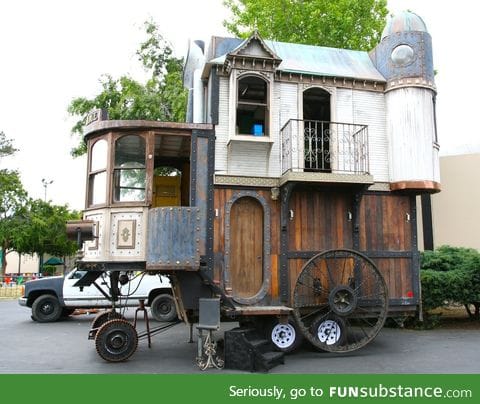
[420,246,480,319]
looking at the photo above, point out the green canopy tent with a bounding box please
[43,257,64,266]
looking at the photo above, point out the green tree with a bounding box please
[0,131,18,159]
[68,20,187,157]
[13,199,80,261]
[223,0,388,50]
[0,169,28,275]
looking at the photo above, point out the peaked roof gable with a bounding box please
[227,30,282,62]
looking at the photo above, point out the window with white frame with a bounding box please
[236,75,269,136]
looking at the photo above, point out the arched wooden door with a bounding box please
[229,197,264,300]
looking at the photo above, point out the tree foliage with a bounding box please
[13,199,80,259]
[0,131,18,159]
[0,170,80,275]
[68,20,188,157]
[0,169,28,275]
[420,246,480,320]
[223,0,388,50]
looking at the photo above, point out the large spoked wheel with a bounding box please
[293,249,388,353]
[95,319,138,362]
[91,310,125,329]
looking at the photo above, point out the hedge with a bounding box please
[420,246,480,319]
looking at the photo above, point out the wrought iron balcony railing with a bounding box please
[280,119,369,175]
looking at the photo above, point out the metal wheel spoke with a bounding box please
[299,306,331,321]
[293,249,388,353]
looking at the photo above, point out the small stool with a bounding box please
[196,298,223,370]
[134,299,151,348]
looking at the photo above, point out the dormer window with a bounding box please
[236,75,268,136]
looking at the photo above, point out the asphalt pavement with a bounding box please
[1,299,479,374]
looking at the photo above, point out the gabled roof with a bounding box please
[226,30,281,62]
[205,35,385,82]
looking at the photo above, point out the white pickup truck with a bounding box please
[18,269,176,323]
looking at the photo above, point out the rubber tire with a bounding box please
[31,294,62,323]
[95,319,138,362]
[269,319,304,353]
[150,294,177,322]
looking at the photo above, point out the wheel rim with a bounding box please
[271,323,296,349]
[158,301,171,315]
[40,301,54,315]
[316,318,343,345]
[293,249,388,353]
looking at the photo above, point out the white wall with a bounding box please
[215,76,390,180]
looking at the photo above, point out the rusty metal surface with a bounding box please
[381,11,428,40]
[146,207,201,270]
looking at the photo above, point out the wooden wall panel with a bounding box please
[359,194,412,251]
[374,258,413,299]
[288,190,353,251]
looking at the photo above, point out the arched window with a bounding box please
[236,75,268,136]
[88,139,108,206]
[113,135,146,202]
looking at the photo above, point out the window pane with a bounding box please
[238,76,267,103]
[91,139,108,171]
[90,171,106,205]
[115,135,145,168]
[114,166,146,202]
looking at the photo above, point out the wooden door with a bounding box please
[153,175,181,207]
[230,197,264,299]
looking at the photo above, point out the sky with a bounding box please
[1,0,479,211]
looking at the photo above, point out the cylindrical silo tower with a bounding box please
[371,11,440,193]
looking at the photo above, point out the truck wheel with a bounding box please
[32,294,62,323]
[150,294,177,322]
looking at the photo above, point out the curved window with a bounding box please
[236,75,268,136]
[88,139,108,206]
[113,135,146,202]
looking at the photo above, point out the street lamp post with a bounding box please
[41,178,53,202]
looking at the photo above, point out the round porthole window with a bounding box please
[391,44,415,66]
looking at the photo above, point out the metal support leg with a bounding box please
[189,323,194,343]
[134,299,151,348]
[196,329,224,370]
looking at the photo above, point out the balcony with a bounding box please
[280,119,373,185]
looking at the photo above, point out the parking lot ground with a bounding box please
[1,299,479,374]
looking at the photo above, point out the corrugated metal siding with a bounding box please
[337,89,389,182]
[386,87,437,182]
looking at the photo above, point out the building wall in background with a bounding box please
[430,153,480,250]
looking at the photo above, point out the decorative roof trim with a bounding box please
[226,30,282,63]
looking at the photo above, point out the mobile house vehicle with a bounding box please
[69,11,440,370]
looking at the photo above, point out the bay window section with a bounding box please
[113,135,146,203]
[88,139,108,206]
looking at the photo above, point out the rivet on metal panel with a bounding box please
[176,261,180,265]
[167,261,170,264]
[186,261,190,265]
